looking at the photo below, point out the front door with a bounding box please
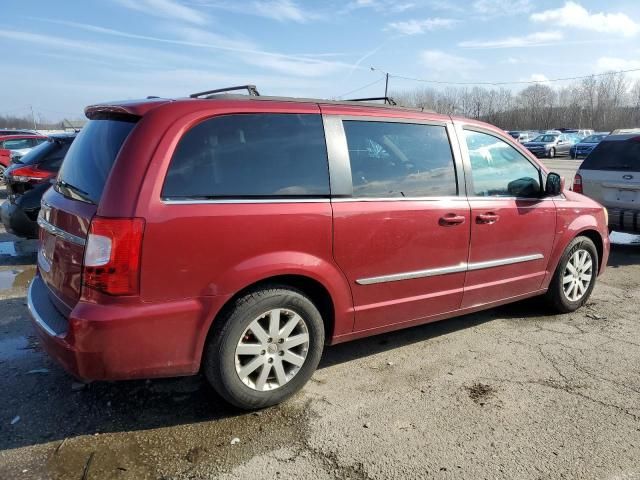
[325,114,470,332]
[458,126,557,308]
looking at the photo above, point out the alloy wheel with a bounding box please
[562,249,593,302]
[235,308,310,391]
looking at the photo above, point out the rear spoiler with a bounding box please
[85,98,172,120]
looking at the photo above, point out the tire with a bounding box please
[0,165,5,185]
[203,286,325,410]
[545,236,598,313]
[548,147,555,159]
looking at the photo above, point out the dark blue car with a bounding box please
[570,133,609,159]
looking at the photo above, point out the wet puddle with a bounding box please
[611,232,640,245]
[0,336,38,361]
[0,267,36,291]
[0,240,38,257]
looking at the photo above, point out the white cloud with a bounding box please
[251,0,316,23]
[531,2,640,37]
[473,0,532,16]
[342,0,415,14]
[386,18,457,35]
[114,0,208,25]
[420,50,481,78]
[459,31,563,48]
[526,74,551,85]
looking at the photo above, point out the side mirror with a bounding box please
[545,172,564,196]
[508,177,541,197]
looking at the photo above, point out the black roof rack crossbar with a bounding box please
[346,96,397,106]
[190,85,260,98]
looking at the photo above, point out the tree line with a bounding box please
[391,72,640,132]
[0,114,72,131]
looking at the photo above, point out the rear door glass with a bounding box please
[580,138,640,172]
[342,120,457,198]
[57,119,136,204]
[162,113,329,199]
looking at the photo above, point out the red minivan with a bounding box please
[28,87,610,409]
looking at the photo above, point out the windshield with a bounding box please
[581,137,640,171]
[532,135,557,143]
[56,119,137,204]
[581,135,607,143]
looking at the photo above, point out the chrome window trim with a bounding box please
[331,196,465,203]
[161,198,331,205]
[356,253,544,285]
[36,217,86,246]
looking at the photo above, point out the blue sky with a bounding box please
[1,0,640,121]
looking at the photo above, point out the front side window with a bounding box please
[163,114,329,199]
[342,120,457,198]
[464,130,541,198]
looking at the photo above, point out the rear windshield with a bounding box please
[581,138,640,171]
[56,119,136,204]
[19,138,72,166]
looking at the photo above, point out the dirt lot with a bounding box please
[1,175,640,480]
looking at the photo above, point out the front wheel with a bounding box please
[546,236,598,313]
[203,286,325,409]
[0,165,5,185]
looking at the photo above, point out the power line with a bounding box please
[336,77,384,98]
[370,66,640,87]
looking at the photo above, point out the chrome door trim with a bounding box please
[37,216,86,246]
[466,253,543,271]
[356,263,467,285]
[355,253,544,285]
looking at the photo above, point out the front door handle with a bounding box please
[476,213,499,224]
[439,213,466,226]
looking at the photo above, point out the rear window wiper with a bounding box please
[56,180,96,205]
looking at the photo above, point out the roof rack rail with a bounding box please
[346,96,397,106]
[190,85,260,98]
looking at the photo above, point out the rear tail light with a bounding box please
[83,217,145,296]
[572,173,583,193]
[9,165,55,183]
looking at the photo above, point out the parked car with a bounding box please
[0,133,76,238]
[0,129,39,136]
[574,133,640,234]
[0,134,48,183]
[523,133,573,158]
[507,130,536,143]
[27,88,609,409]
[569,133,609,159]
[563,129,594,138]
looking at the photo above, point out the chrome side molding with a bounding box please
[356,253,544,285]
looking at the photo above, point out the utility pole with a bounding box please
[384,72,389,99]
[29,105,37,130]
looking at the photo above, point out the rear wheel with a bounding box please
[203,286,325,409]
[546,236,598,313]
[0,165,5,185]
[548,147,556,158]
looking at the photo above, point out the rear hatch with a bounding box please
[579,135,640,209]
[37,118,137,314]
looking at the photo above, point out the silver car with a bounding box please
[575,133,640,233]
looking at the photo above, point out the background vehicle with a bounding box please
[0,133,76,238]
[523,133,573,158]
[507,130,536,143]
[0,134,47,183]
[569,133,609,159]
[0,129,38,136]
[564,129,594,138]
[27,89,609,410]
[574,133,640,234]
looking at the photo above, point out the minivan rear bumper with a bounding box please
[28,274,224,380]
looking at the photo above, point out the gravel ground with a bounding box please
[1,175,639,480]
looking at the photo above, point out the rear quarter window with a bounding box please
[162,113,329,199]
[581,138,640,172]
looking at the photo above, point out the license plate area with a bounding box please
[617,189,638,203]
